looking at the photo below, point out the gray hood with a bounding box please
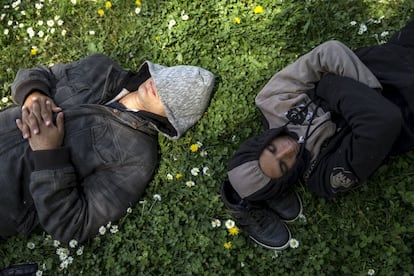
[137,61,215,139]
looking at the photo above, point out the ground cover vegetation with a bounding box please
[0,0,413,275]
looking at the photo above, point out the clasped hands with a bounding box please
[15,92,64,151]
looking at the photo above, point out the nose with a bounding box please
[276,144,296,160]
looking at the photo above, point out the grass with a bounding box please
[1,0,414,275]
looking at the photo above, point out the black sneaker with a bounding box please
[266,191,302,222]
[221,180,291,250]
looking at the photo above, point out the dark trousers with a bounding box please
[355,20,414,155]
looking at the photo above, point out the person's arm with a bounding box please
[11,65,54,105]
[29,153,153,243]
[307,74,402,197]
[255,40,382,129]
[12,54,126,139]
[11,54,124,105]
[17,101,154,243]
[12,64,61,139]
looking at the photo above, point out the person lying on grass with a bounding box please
[0,54,215,243]
[222,19,414,250]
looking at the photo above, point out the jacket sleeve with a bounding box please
[307,74,402,198]
[255,40,382,129]
[11,54,127,106]
[11,65,53,105]
[28,147,155,243]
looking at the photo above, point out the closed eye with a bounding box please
[267,144,276,154]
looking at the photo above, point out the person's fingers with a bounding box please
[41,100,53,126]
[18,108,32,139]
[22,96,37,110]
[48,99,62,112]
[25,103,41,135]
[56,112,65,133]
[52,106,63,112]
[15,118,23,131]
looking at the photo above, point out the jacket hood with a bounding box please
[137,61,215,139]
[227,127,309,201]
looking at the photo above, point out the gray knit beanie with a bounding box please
[138,61,215,139]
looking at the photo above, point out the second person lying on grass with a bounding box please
[222,20,414,250]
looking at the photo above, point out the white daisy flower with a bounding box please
[166,173,173,180]
[59,260,69,269]
[127,207,133,213]
[367,269,375,276]
[298,213,307,223]
[135,7,141,15]
[56,247,68,255]
[11,1,20,9]
[58,252,68,261]
[110,225,119,234]
[289,238,300,248]
[200,150,208,157]
[53,240,60,247]
[358,23,367,35]
[153,194,162,201]
[46,19,54,27]
[185,181,195,187]
[26,27,35,38]
[76,246,84,256]
[99,226,106,235]
[56,247,69,260]
[168,19,176,30]
[69,239,78,248]
[203,167,210,176]
[211,219,221,228]
[27,242,35,250]
[191,167,200,176]
[181,11,189,21]
[225,219,235,229]
[350,20,357,26]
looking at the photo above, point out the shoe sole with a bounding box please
[248,227,292,250]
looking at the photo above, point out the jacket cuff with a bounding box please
[14,80,50,105]
[31,147,71,171]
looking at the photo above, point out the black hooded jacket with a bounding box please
[305,21,414,197]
